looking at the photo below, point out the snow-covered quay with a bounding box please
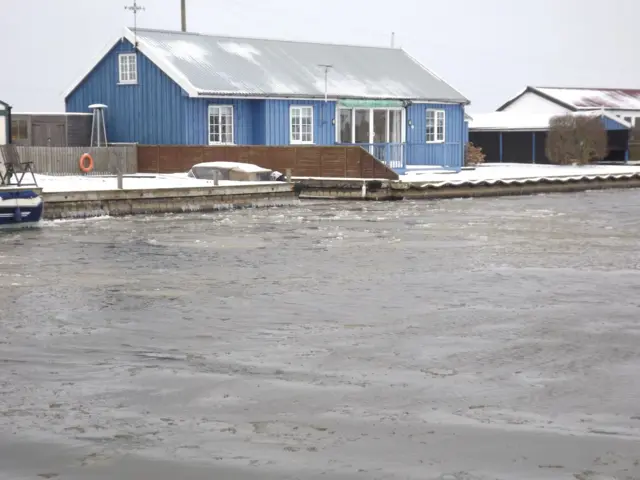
[400,162,640,186]
[34,173,279,193]
[37,174,296,220]
[29,162,640,219]
[295,163,640,200]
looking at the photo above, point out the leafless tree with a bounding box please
[464,142,485,166]
[546,114,608,165]
[629,123,640,161]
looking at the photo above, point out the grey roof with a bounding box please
[130,28,468,103]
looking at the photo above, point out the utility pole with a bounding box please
[318,64,333,102]
[181,0,187,32]
[124,0,145,48]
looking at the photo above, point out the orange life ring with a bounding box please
[79,153,94,173]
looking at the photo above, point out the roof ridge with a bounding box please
[129,26,401,51]
[535,85,640,92]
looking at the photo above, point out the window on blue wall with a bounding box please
[290,106,314,144]
[118,53,138,84]
[426,109,445,143]
[208,105,234,144]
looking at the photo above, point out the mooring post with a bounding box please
[286,168,292,182]
[213,170,219,186]
[117,169,123,189]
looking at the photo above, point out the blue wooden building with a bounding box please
[64,27,470,172]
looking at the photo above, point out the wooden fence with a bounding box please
[15,144,138,175]
[137,145,399,180]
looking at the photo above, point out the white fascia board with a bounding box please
[62,27,202,100]
[400,48,470,105]
[62,32,128,100]
[122,28,201,97]
[411,100,465,105]
[601,111,631,128]
[196,94,338,101]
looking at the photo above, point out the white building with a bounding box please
[497,86,640,128]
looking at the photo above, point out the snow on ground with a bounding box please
[400,162,640,185]
[27,163,640,193]
[34,173,280,193]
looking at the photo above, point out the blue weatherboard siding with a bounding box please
[66,42,338,146]
[251,100,266,145]
[406,103,465,167]
[183,99,335,145]
[601,115,628,131]
[65,36,465,169]
[183,98,254,145]
[263,100,336,145]
[66,39,189,144]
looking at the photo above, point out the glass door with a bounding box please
[373,110,387,143]
[337,107,404,161]
[338,109,352,143]
[354,109,370,144]
[389,110,401,143]
[372,110,388,161]
[388,109,402,167]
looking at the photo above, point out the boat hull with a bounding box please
[0,189,44,227]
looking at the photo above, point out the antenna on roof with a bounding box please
[318,64,333,103]
[181,0,187,32]
[124,0,145,48]
[391,32,395,48]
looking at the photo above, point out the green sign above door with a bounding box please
[337,99,404,108]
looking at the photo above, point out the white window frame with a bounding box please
[290,105,314,144]
[426,109,446,143]
[118,53,138,84]
[208,105,234,145]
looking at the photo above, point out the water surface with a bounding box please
[1,191,640,479]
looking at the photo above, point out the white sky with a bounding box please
[1,0,638,113]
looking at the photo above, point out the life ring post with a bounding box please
[79,153,94,174]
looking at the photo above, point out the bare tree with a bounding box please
[575,115,608,163]
[546,114,575,165]
[547,114,608,164]
[546,114,608,165]
[629,123,640,160]
[464,142,486,166]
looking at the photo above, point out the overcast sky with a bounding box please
[1,0,637,113]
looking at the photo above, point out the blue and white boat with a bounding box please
[0,187,44,228]
[1,143,44,228]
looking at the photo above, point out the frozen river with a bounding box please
[1,191,640,479]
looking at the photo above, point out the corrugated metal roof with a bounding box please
[498,86,640,112]
[534,87,640,110]
[130,28,468,103]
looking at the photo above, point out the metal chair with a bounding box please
[0,144,38,186]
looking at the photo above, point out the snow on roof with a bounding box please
[64,27,469,103]
[535,87,640,110]
[499,86,640,112]
[469,110,630,131]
